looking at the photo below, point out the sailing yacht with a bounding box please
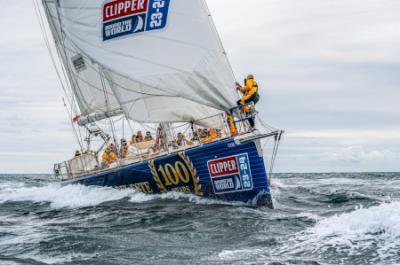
[35,0,283,206]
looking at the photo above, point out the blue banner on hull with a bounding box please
[207,153,254,194]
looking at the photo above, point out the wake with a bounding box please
[0,182,241,209]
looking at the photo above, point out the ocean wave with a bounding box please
[0,184,136,209]
[318,190,383,204]
[224,202,400,264]
[0,183,242,209]
[297,201,400,263]
[311,201,400,240]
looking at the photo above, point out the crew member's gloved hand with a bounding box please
[237,100,242,106]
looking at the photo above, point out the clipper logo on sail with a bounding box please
[207,154,254,194]
[103,0,170,41]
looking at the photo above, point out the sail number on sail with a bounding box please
[102,0,171,41]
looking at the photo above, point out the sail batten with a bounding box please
[42,0,239,124]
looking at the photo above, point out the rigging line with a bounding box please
[44,2,91,117]
[122,118,125,139]
[257,116,278,133]
[34,0,84,149]
[200,0,242,104]
[36,1,83,148]
[73,73,86,145]
[138,122,156,134]
[63,98,84,150]
[201,0,237,83]
[39,1,76,108]
[127,120,135,136]
[52,4,87,146]
[101,67,134,136]
[269,134,282,182]
[34,0,73,108]
[99,65,118,144]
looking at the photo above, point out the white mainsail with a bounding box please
[41,0,238,124]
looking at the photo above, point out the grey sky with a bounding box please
[0,0,399,173]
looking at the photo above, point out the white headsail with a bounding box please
[41,1,122,117]
[41,0,238,124]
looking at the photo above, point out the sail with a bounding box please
[41,1,122,116]
[42,0,238,124]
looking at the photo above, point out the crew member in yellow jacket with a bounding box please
[102,146,118,167]
[236,74,260,128]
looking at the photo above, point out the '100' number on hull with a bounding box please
[149,153,203,196]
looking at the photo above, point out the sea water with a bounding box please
[0,173,399,265]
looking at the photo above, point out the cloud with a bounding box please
[326,146,398,164]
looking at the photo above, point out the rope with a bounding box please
[268,131,283,185]
[122,118,125,139]
[63,99,84,150]
[99,66,118,144]
[34,0,84,149]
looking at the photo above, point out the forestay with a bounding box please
[41,0,238,124]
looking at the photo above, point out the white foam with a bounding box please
[0,182,242,209]
[312,202,400,239]
[129,191,246,206]
[217,248,265,261]
[300,202,400,261]
[0,183,137,209]
[215,202,400,263]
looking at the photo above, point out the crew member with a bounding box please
[119,139,129,159]
[144,131,153,142]
[236,74,260,128]
[74,150,81,157]
[203,128,217,143]
[227,114,238,136]
[136,131,144,143]
[102,146,117,167]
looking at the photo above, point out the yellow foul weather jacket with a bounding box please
[102,151,117,164]
[240,79,259,104]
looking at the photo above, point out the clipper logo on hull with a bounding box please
[102,0,170,41]
[207,154,254,194]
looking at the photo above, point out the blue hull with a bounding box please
[62,138,272,206]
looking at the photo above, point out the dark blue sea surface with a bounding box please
[0,173,399,265]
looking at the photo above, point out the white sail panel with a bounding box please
[50,0,238,123]
[42,1,121,116]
